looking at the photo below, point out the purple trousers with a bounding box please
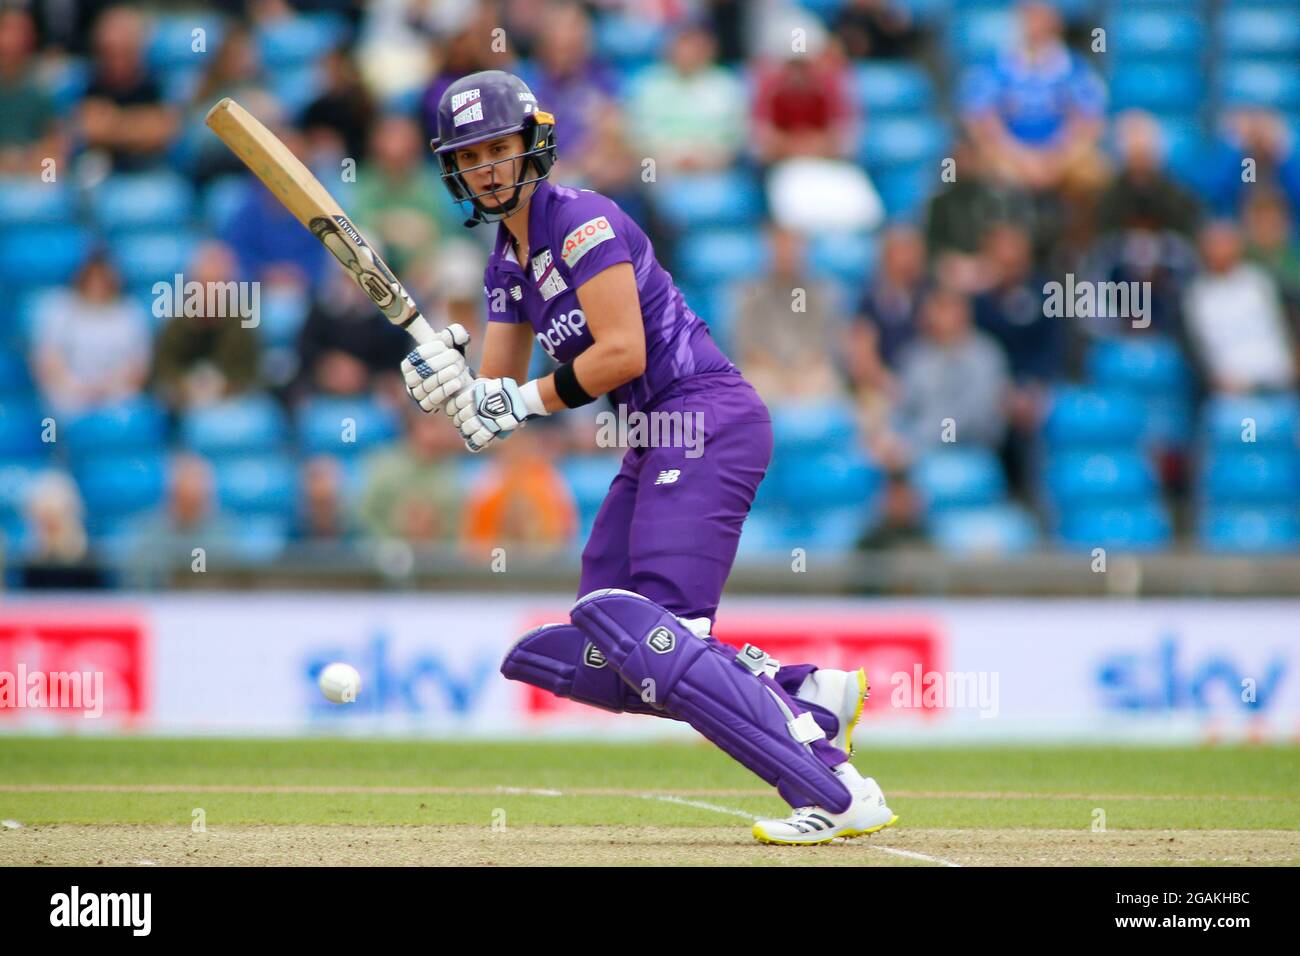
[577,373,773,623]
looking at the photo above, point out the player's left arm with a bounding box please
[532,262,645,412]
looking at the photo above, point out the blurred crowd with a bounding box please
[1,0,1299,581]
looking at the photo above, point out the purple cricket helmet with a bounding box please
[429,70,557,227]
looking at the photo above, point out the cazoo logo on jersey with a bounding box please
[561,216,615,267]
[536,308,587,357]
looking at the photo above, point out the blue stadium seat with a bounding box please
[772,450,880,510]
[0,179,75,225]
[256,283,311,350]
[894,0,950,22]
[1106,11,1206,58]
[1200,505,1300,554]
[1086,337,1194,447]
[1044,450,1158,507]
[1203,451,1300,505]
[228,514,291,563]
[912,447,1007,512]
[1042,387,1146,449]
[1146,114,1209,184]
[770,401,859,455]
[0,225,91,288]
[947,8,1015,63]
[203,175,251,233]
[0,400,45,459]
[213,455,297,517]
[91,172,195,232]
[735,506,790,558]
[1109,62,1205,112]
[0,352,35,398]
[256,14,348,69]
[861,116,950,169]
[62,397,166,460]
[806,231,877,286]
[930,503,1039,555]
[270,64,326,116]
[1202,394,1300,448]
[559,453,621,522]
[180,395,289,458]
[72,453,168,517]
[1223,8,1300,57]
[0,463,44,524]
[110,231,198,288]
[298,396,400,456]
[1141,397,1196,449]
[1221,60,1300,109]
[804,504,873,552]
[593,14,667,68]
[1086,336,1192,393]
[1057,501,1173,552]
[676,282,736,354]
[871,163,934,219]
[677,230,768,285]
[148,16,226,70]
[654,172,763,230]
[853,63,935,114]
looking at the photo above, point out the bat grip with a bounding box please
[405,314,439,345]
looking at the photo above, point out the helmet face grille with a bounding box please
[435,116,557,225]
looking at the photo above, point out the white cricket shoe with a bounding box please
[752,763,898,846]
[797,667,869,755]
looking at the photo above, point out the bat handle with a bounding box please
[405,313,439,346]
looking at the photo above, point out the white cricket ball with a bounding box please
[319,662,362,704]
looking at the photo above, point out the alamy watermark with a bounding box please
[152,274,260,327]
[1043,274,1150,329]
[890,666,999,718]
[0,665,103,718]
[595,404,705,459]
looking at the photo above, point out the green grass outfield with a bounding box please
[1,737,1297,831]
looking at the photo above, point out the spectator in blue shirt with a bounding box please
[960,1,1106,198]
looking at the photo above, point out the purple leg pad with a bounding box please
[501,623,842,739]
[501,623,666,717]
[571,589,853,813]
[758,673,851,771]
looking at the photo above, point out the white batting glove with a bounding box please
[449,377,546,453]
[401,323,473,414]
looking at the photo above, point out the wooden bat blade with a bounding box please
[204,97,436,344]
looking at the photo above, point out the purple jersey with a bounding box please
[483,181,736,413]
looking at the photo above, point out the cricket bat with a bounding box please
[204,96,439,346]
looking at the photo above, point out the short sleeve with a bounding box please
[483,270,521,324]
[554,193,634,288]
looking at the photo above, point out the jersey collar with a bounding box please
[495,180,554,269]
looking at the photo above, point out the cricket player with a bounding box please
[402,70,897,844]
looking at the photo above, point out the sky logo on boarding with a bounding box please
[304,635,496,717]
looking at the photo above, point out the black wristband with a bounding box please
[553,360,597,408]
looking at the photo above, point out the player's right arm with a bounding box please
[477,320,534,382]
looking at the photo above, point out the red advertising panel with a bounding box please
[0,608,149,720]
